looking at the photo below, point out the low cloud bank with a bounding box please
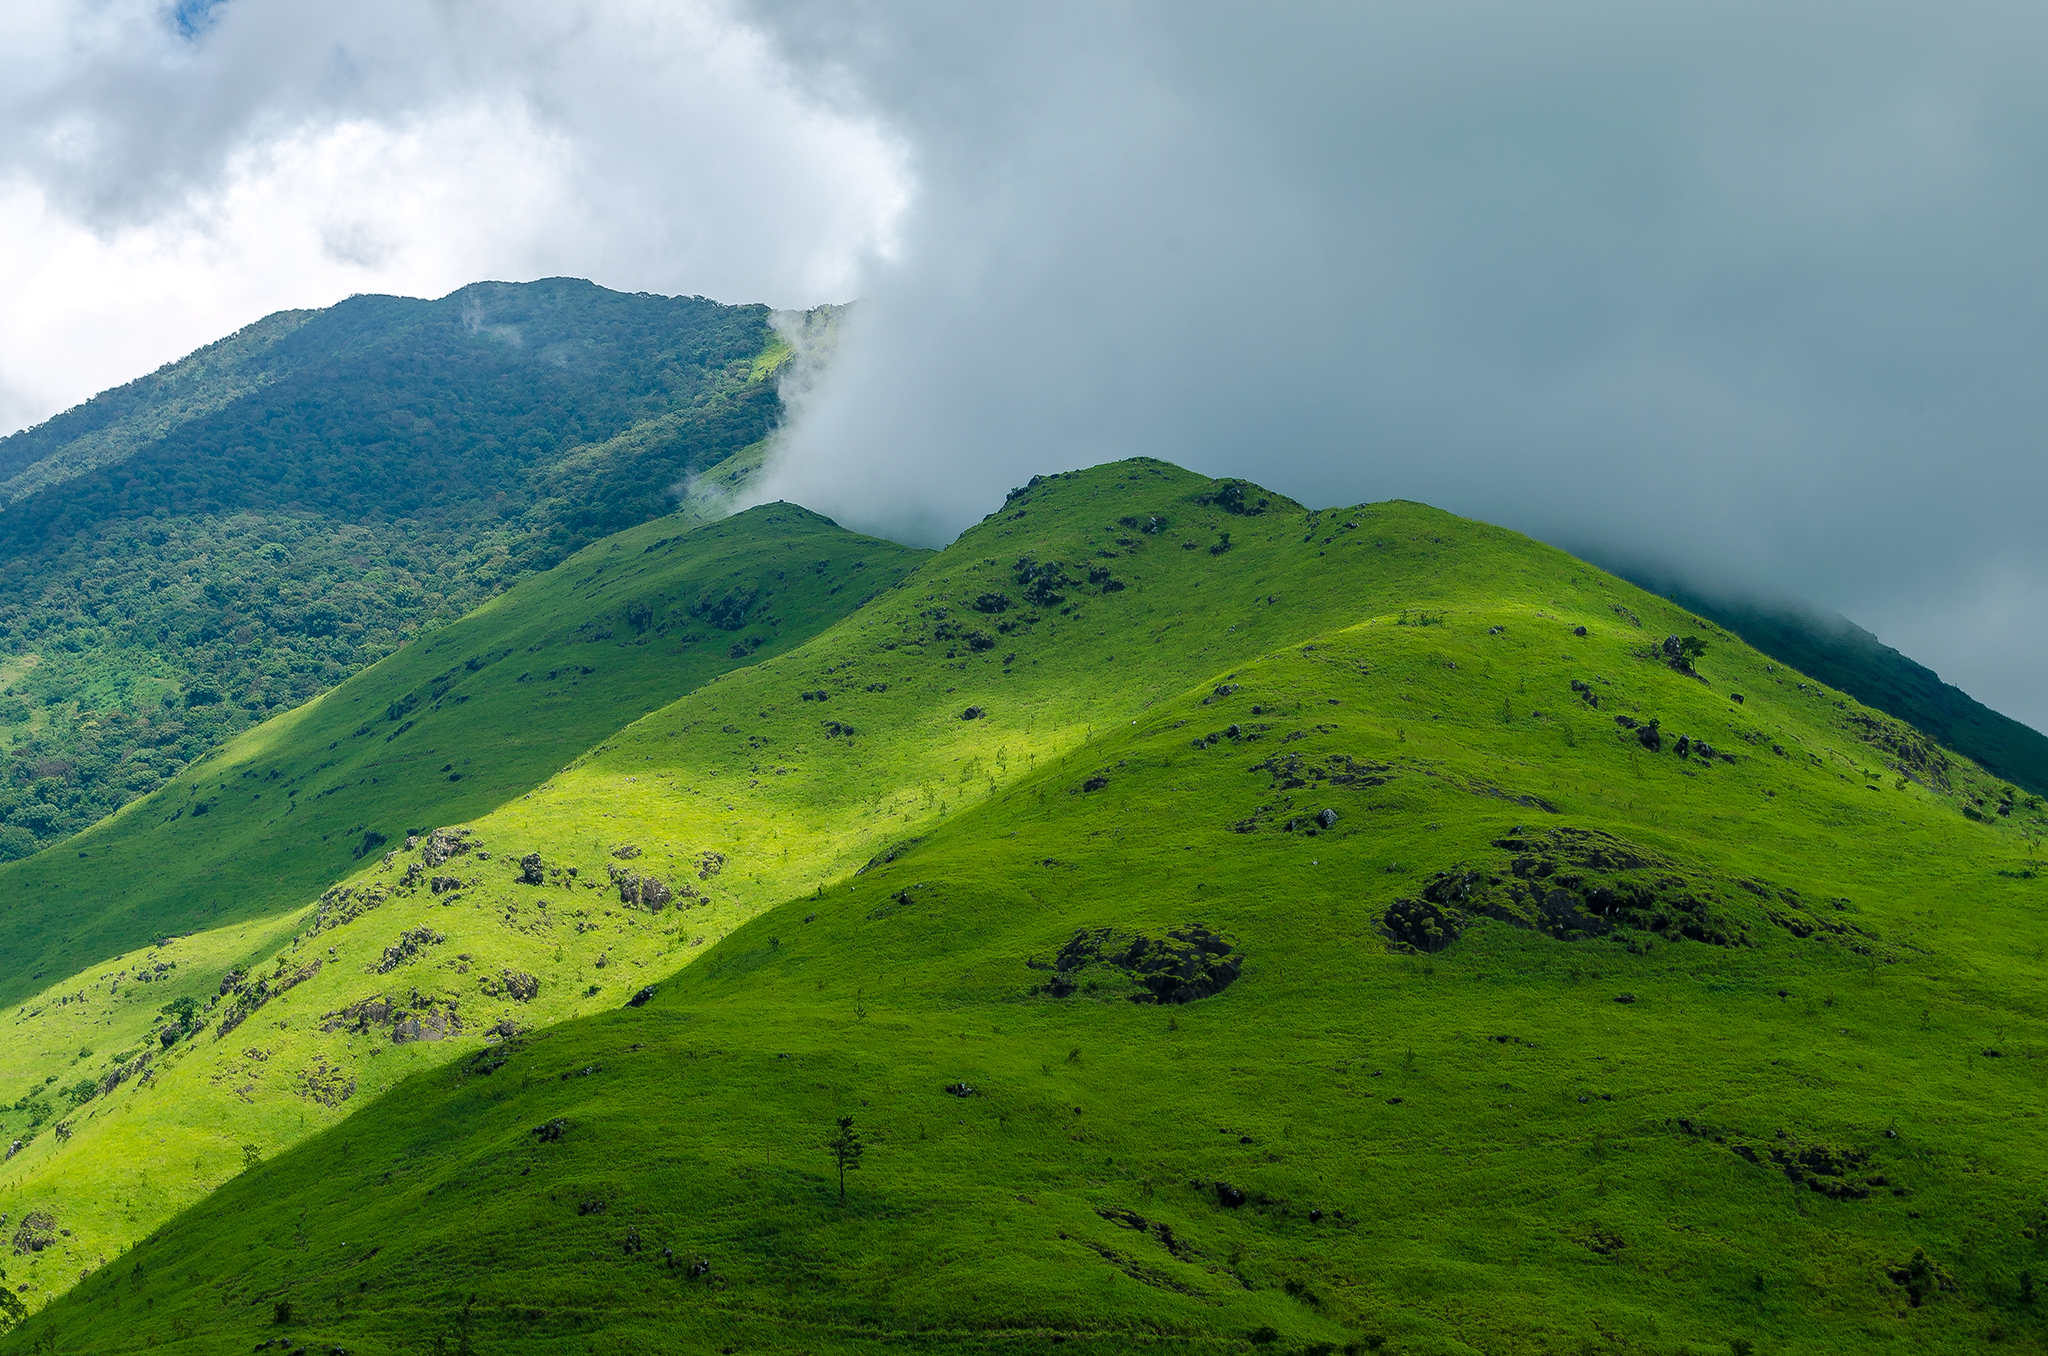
[742,1,2048,729]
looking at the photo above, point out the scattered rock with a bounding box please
[1195,480,1269,515]
[419,827,478,869]
[10,1209,56,1254]
[962,706,985,720]
[314,883,393,933]
[373,926,446,974]
[295,1057,356,1108]
[1012,557,1072,607]
[627,986,657,1008]
[1214,1182,1248,1208]
[518,854,545,885]
[1315,808,1339,829]
[610,866,676,912]
[322,996,394,1033]
[391,1009,455,1044]
[611,844,641,860]
[1030,925,1243,1004]
[1378,826,1857,954]
[944,1082,976,1097]
[532,1118,568,1143]
[1613,993,1637,1005]
[1573,626,1588,636]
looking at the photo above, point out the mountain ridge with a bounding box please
[2,460,2043,1353]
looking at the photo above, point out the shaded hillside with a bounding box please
[0,280,791,853]
[0,501,927,1009]
[1654,587,2048,799]
[7,462,2044,1353]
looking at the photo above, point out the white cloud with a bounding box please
[0,0,909,432]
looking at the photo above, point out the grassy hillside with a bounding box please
[8,462,2045,1353]
[0,499,924,1304]
[0,281,797,853]
[0,500,924,1011]
[1651,586,2048,800]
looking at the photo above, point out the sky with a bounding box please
[2,1,2044,731]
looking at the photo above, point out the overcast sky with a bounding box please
[3,1,2045,731]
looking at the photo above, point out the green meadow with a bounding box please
[3,460,2045,1354]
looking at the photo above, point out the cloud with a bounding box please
[5,0,2044,732]
[740,0,2048,730]
[0,0,909,434]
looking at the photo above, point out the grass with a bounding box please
[5,460,2046,1353]
[0,501,928,1013]
[0,502,928,1269]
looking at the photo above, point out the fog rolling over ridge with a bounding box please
[741,0,2048,732]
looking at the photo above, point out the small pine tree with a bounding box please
[825,1115,866,1201]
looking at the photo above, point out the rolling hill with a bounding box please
[0,500,928,1011]
[4,461,2043,1354]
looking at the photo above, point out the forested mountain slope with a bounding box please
[6,462,2044,1354]
[0,280,793,853]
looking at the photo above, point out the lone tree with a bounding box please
[825,1115,866,1201]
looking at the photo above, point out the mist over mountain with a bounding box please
[739,0,2048,734]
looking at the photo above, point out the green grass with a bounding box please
[7,460,2048,1353]
[1648,581,2048,798]
[0,500,928,1239]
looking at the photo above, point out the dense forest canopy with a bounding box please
[0,279,786,854]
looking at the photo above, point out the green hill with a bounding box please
[0,499,925,1270]
[1645,586,2048,800]
[7,462,2043,1354]
[0,280,797,854]
[0,500,927,1010]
